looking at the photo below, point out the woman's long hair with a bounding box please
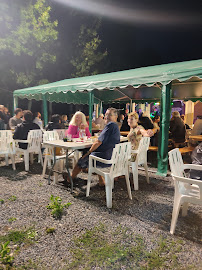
[69,111,88,127]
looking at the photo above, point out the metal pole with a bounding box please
[13,96,18,115]
[157,83,172,176]
[88,91,94,133]
[42,95,48,127]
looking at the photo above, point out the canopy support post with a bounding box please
[157,83,172,176]
[28,100,32,111]
[13,96,18,115]
[42,96,48,127]
[89,91,94,133]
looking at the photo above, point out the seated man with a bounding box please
[9,108,23,130]
[13,110,40,149]
[63,108,120,186]
[94,113,105,130]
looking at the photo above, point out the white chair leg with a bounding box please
[5,154,9,166]
[170,196,182,234]
[144,163,149,184]
[42,156,48,177]
[182,202,188,217]
[86,170,92,197]
[105,175,113,208]
[30,153,34,164]
[24,152,29,171]
[132,161,138,190]
[39,151,43,166]
[125,171,132,200]
[11,155,16,170]
[53,161,59,184]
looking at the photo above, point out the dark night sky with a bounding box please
[51,0,202,74]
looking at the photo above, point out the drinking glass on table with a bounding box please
[79,129,86,141]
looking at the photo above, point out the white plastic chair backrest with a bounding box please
[168,148,186,178]
[168,148,187,193]
[27,130,43,152]
[43,131,59,142]
[0,130,15,154]
[43,131,59,156]
[54,129,65,140]
[137,137,150,165]
[110,142,131,179]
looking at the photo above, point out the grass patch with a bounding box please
[8,196,17,202]
[8,218,16,224]
[66,224,193,270]
[0,228,38,246]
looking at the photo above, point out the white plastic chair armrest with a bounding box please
[14,139,29,143]
[172,174,202,198]
[131,150,138,154]
[183,164,202,171]
[89,154,112,164]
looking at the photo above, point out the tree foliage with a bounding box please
[71,19,107,77]
[0,0,58,90]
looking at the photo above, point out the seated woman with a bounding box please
[127,112,155,161]
[170,111,186,144]
[151,115,160,146]
[138,112,154,130]
[65,111,91,138]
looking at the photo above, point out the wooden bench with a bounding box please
[148,146,194,155]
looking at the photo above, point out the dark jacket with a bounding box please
[139,116,154,130]
[120,116,130,131]
[170,117,186,143]
[0,119,5,130]
[45,122,62,131]
[13,121,40,149]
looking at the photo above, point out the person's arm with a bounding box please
[81,139,102,159]
[85,127,91,137]
[9,118,16,130]
[13,126,20,139]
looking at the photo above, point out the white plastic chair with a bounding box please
[0,130,16,170]
[130,137,150,190]
[86,142,132,208]
[15,129,43,171]
[168,148,202,234]
[42,131,66,183]
[54,129,66,140]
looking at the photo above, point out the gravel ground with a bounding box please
[0,158,202,269]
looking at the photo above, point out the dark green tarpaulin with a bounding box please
[13,59,202,176]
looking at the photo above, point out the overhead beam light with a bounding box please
[53,0,202,26]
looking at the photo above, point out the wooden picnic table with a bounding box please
[189,135,202,141]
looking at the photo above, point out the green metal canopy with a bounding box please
[13,59,202,176]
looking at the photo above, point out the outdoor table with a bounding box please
[42,136,128,192]
[189,135,202,142]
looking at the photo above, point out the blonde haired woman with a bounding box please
[127,112,154,161]
[65,111,91,138]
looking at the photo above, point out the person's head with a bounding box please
[0,105,4,111]
[4,107,8,114]
[51,114,61,124]
[104,108,118,124]
[171,111,180,119]
[153,115,160,123]
[120,114,124,120]
[181,114,185,121]
[62,115,67,122]
[127,112,139,128]
[15,108,23,118]
[34,112,41,119]
[23,110,33,123]
[70,111,88,127]
[99,113,104,119]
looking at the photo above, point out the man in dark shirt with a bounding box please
[13,110,40,149]
[64,108,120,186]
